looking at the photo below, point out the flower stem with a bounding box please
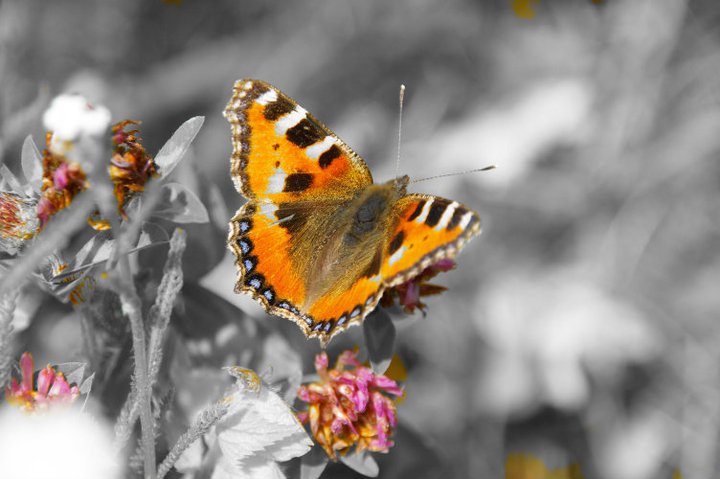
[115,255,156,479]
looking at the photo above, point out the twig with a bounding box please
[156,400,231,479]
[0,289,18,388]
[114,228,186,451]
[111,256,157,479]
[147,228,186,386]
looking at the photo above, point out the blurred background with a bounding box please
[1,0,718,477]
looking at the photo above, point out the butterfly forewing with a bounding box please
[223,79,372,203]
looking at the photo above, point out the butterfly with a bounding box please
[224,79,481,345]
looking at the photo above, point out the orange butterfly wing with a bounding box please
[224,79,372,203]
[225,79,482,345]
[301,194,481,343]
[225,79,380,342]
[380,194,481,286]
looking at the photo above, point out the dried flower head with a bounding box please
[4,352,80,412]
[109,120,158,220]
[38,133,89,228]
[381,258,456,314]
[0,192,40,254]
[297,350,403,461]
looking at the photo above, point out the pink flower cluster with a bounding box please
[297,350,402,461]
[5,352,80,412]
[382,258,456,313]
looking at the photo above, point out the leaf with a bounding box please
[300,445,329,479]
[55,362,86,386]
[340,452,379,477]
[214,371,313,479]
[0,164,24,194]
[153,183,209,224]
[154,116,204,178]
[52,223,169,281]
[55,362,94,410]
[21,135,42,191]
[363,308,396,375]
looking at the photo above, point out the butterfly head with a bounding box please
[392,174,409,195]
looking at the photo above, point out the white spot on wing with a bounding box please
[459,211,474,229]
[415,199,434,224]
[369,274,381,284]
[436,201,458,231]
[388,246,407,266]
[266,166,287,194]
[260,202,278,221]
[256,89,278,105]
[305,136,337,159]
[275,108,307,136]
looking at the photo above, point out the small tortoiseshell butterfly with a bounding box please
[224,79,481,345]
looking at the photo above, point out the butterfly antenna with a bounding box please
[411,165,497,184]
[395,84,406,181]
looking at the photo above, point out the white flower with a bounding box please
[42,94,111,156]
[0,406,120,479]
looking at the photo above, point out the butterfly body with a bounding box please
[225,79,481,345]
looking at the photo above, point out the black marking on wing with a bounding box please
[319,144,341,169]
[447,206,468,230]
[283,173,313,192]
[407,200,426,222]
[275,203,305,234]
[425,199,450,228]
[263,97,295,121]
[286,118,324,148]
[388,231,405,255]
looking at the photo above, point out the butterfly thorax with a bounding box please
[304,176,408,306]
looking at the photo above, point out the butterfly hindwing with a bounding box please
[224,79,373,203]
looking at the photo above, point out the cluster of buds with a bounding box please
[4,352,80,412]
[297,350,402,461]
[381,258,456,314]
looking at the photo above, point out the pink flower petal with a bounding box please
[37,366,55,397]
[19,352,34,393]
[315,352,329,373]
[402,281,420,307]
[53,163,70,189]
[48,372,71,397]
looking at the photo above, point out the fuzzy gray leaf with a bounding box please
[155,116,204,178]
[363,308,396,375]
[340,452,379,477]
[153,183,209,224]
[21,135,42,191]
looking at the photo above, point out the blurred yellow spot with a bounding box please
[512,0,540,19]
[100,271,108,280]
[506,454,584,479]
[672,470,683,479]
[384,354,408,383]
